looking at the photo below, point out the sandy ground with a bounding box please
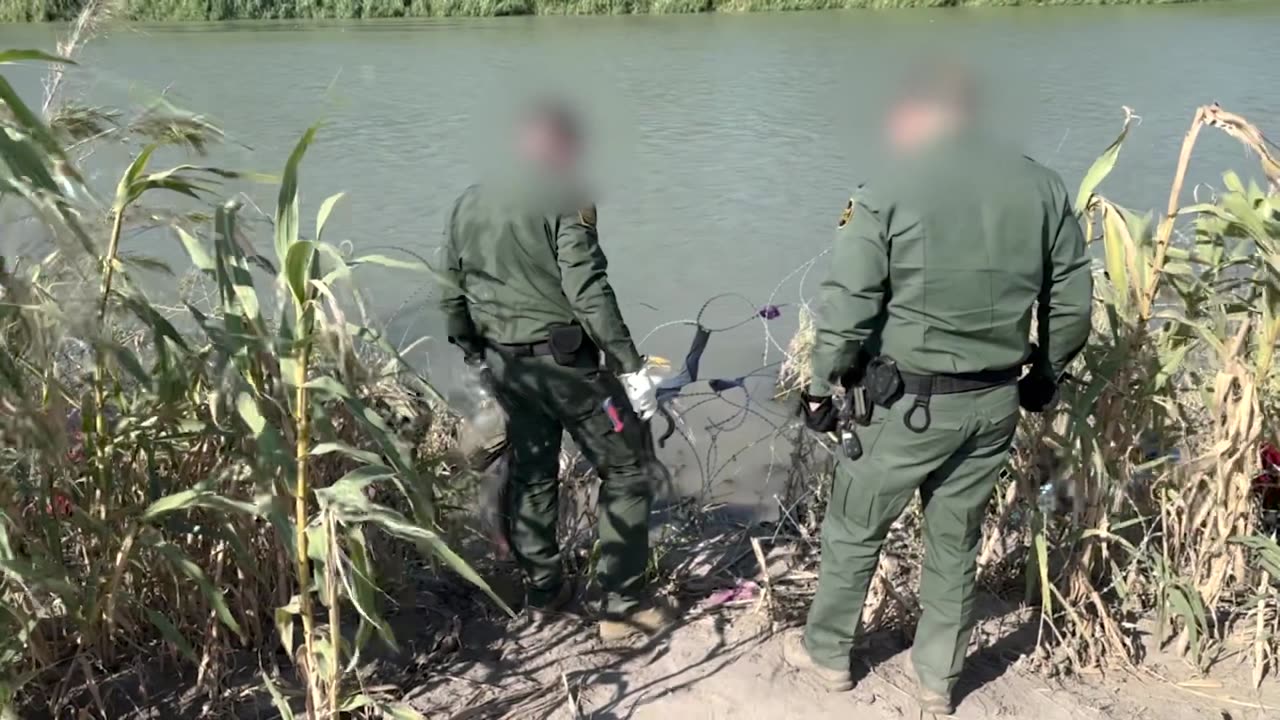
[401,590,1279,720]
[47,515,1277,720]
[50,567,1279,720]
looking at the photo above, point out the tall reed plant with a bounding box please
[1030,103,1280,681]
[0,48,503,718]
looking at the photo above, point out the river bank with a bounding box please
[3,3,1279,716]
[2,0,1210,24]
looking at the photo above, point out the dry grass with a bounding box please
[775,306,815,400]
[1,8,1278,717]
[0,15,499,716]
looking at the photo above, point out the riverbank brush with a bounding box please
[3,4,1278,718]
[0,31,514,716]
[0,0,1211,24]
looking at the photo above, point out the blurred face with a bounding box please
[885,100,956,155]
[517,116,579,173]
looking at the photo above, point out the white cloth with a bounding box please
[619,366,661,421]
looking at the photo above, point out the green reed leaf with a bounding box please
[152,541,245,639]
[275,124,320,262]
[284,240,317,308]
[316,192,345,244]
[0,49,72,65]
[262,671,297,720]
[145,609,198,663]
[1077,107,1136,212]
[345,525,397,652]
[142,480,257,521]
[382,703,426,720]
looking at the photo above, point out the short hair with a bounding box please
[894,60,978,116]
[517,97,582,146]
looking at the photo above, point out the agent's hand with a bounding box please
[620,367,661,421]
[800,391,838,433]
[1018,373,1060,413]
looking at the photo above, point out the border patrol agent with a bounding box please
[437,100,673,642]
[784,66,1094,714]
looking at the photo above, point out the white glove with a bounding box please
[619,366,661,421]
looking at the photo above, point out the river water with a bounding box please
[1,3,1278,514]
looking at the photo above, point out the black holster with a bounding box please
[865,354,1020,434]
[491,325,599,368]
[547,325,586,366]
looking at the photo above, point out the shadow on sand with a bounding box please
[33,501,1043,720]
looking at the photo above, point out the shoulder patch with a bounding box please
[837,198,855,228]
[578,205,597,228]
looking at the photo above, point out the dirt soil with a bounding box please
[52,568,1279,720]
[49,515,1278,720]
[401,590,1278,720]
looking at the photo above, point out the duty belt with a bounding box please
[487,333,601,364]
[897,365,1021,433]
[488,340,556,358]
[897,366,1021,396]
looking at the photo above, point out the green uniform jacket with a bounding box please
[809,133,1093,397]
[437,178,644,374]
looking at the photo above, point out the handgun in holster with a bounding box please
[836,386,872,460]
[835,352,874,460]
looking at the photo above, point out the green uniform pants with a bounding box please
[494,353,656,617]
[803,384,1019,695]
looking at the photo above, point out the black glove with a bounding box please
[799,391,838,433]
[1018,373,1060,413]
[449,334,486,364]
